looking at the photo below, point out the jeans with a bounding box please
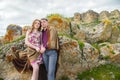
[43,49,58,80]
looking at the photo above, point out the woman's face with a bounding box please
[34,20,40,29]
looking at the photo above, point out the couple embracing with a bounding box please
[25,18,59,80]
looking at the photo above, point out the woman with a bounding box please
[25,19,46,80]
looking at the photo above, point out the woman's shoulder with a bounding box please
[26,29,31,34]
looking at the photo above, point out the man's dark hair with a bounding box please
[41,18,48,21]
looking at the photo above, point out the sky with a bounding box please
[0,0,120,36]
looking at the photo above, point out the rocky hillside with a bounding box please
[0,9,120,80]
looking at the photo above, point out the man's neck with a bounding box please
[43,27,47,31]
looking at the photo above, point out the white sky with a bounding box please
[0,0,120,36]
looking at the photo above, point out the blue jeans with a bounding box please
[43,49,58,80]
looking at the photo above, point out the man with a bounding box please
[41,18,59,80]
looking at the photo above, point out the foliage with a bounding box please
[110,50,116,54]
[12,35,25,43]
[47,13,64,19]
[4,35,25,45]
[77,40,84,50]
[91,43,100,53]
[118,26,120,31]
[58,75,70,80]
[0,78,3,80]
[81,20,101,27]
[77,64,120,80]
[102,55,111,60]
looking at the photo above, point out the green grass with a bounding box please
[12,35,25,42]
[0,78,3,80]
[58,75,70,80]
[77,64,120,80]
[91,43,100,53]
[4,35,25,45]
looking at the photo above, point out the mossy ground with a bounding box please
[77,64,120,80]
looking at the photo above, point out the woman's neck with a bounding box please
[33,29,38,32]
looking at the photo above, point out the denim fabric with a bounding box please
[43,49,58,80]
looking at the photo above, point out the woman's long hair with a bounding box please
[30,19,41,33]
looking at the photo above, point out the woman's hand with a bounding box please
[40,45,46,53]
[35,47,40,52]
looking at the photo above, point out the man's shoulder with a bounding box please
[48,26,56,31]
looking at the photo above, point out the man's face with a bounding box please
[41,20,48,29]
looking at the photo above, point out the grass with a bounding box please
[12,35,25,43]
[58,75,70,80]
[0,78,3,80]
[77,64,120,80]
[4,35,25,45]
[91,43,100,53]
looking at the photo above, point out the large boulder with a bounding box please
[0,39,32,80]
[7,24,22,36]
[22,26,31,35]
[81,10,99,23]
[85,20,112,43]
[99,11,110,21]
[56,36,99,80]
[70,22,86,41]
[72,12,82,25]
[3,24,22,43]
[110,9,120,19]
[99,43,120,60]
[48,17,70,35]
[110,25,119,43]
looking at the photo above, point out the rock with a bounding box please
[82,10,99,23]
[0,36,100,80]
[56,36,99,80]
[99,11,110,21]
[70,22,86,41]
[48,17,70,35]
[72,12,82,25]
[22,26,31,35]
[0,39,32,80]
[110,25,119,43]
[99,43,120,59]
[110,9,120,19]
[85,20,112,43]
[3,24,22,43]
[7,24,22,36]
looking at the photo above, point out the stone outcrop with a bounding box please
[2,24,22,43]
[85,20,112,43]
[72,12,82,25]
[81,10,99,23]
[99,43,120,59]
[110,25,119,43]
[99,11,110,21]
[110,9,120,19]
[70,22,86,41]
[48,17,70,35]
[7,24,22,36]
[22,26,31,35]
[0,36,100,80]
